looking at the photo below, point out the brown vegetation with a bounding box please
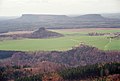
[0,44,120,67]
[0,28,63,39]
[51,28,120,32]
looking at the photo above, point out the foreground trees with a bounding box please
[0,62,119,81]
[58,62,120,80]
[15,74,42,81]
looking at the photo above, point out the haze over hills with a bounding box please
[0,16,18,21]
[102,13,120,19]
[0,14,120,33]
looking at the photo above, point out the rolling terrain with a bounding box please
[0,44,120,67]
[0,14,120,81]
[0,14,120,33]
[0,45,120,81]
[0,27,63,39]
[0,28,120,51]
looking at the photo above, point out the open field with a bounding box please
[50,28,120,35]
[0,28,120,51]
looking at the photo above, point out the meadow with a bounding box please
[0,28,120,51]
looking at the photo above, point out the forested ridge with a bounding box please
[58,62,120,80]
[0,62,120,81]
[0,44,120,81]
[0,44,120,66]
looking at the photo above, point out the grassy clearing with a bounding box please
[0,28,120,51]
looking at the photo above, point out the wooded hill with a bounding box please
[0,28,63,39]
[0,44,120,67]
[0,62,120,81]
[0,44,120,81]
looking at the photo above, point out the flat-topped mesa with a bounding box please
[83,14,103,17]
[21,14,68,18]
[76,14,105,20]
[18,14,69,22]
[20,14,40,20]
[22,14,39,17]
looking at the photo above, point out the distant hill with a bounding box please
[74,14,106,20]
[0,27,63,39]
[29,27,63,38]
[0,16,18,21]
[102,13,120,19]
[0,14,120,32]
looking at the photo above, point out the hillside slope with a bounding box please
[0,27,63,39]
[0,14,120,32]
[0,45,120,67]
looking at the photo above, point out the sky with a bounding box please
[0,0,120,16]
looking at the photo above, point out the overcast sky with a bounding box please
[0,0,120,16]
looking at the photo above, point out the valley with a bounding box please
[0,28,120,51]
[0,15,120,81]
